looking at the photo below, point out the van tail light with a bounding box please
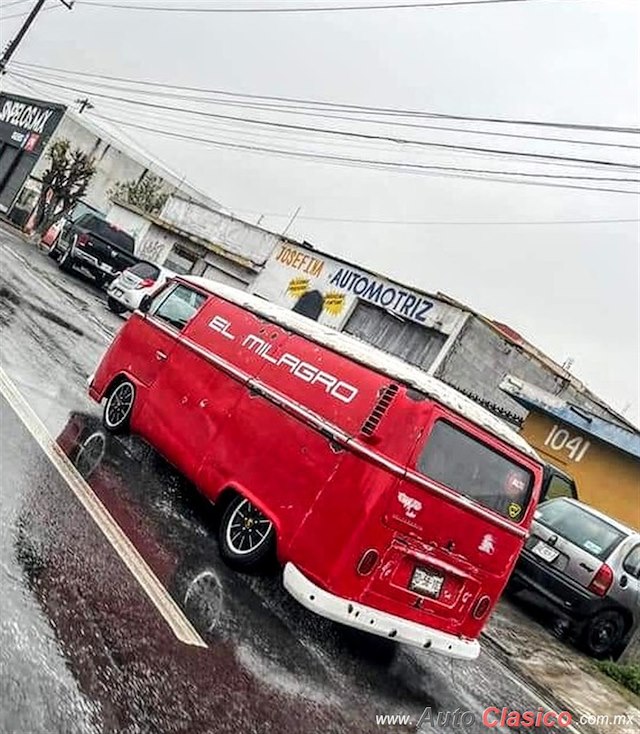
[472,595,491,620]
[356,549,379,576]
[588,563,614,597]
[75,233,89,247]
[135,278,155,289]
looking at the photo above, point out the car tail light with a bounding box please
[135,278,155,289]
[588,563,613,597]
[356,549,379,576]
[472,595,491,620]
[75,233,90,247]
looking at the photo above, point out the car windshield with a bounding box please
[76,214,135,252]
[417,420,532,522]
[536,500,627,560]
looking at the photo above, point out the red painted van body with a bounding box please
[89,276,543,659]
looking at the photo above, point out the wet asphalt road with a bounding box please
[0,225,578,734]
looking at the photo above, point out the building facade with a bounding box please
[250,241,634,430]
[0,91,221,229]
[106,196,292,290]
[502,377,640,530]
[0,93,65,216]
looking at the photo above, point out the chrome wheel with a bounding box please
[225,499,273,556]
[74,431,107,478]
[183,570,224,633]
[104,381,135,432]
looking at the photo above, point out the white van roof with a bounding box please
[182,276,540,461]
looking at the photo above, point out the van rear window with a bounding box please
[418,421,532,522]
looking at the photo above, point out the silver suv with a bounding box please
[511,498,640,658]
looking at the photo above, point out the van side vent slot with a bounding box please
[361,384,399,436]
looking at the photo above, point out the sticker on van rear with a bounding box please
[479,534,496,555]
[397,491,423,519]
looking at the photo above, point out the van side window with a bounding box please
[545,475,576,502]
[150,284,206,331]
[417,420,532,521]
[623,545,640,579]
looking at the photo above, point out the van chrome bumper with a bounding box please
[283,563,480,660]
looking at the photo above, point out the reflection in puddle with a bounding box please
[183,569,224,634]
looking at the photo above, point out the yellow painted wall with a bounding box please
[521,411,640,531]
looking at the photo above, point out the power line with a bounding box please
[77,1,576,14]
[1,4,60,20]
[12,61,639,150]
[234,212,640,225]
[12,59,637,135]
[88,111,640,194]
[1,1,35,9]
[10,69,639,171]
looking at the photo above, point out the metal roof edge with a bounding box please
[111,199,260,271]
[500,376,640,460]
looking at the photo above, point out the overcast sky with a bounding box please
[2,0,639,423]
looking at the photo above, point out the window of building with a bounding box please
[343,301,446,371]
[417,420,532,521]
[164,245,197,275]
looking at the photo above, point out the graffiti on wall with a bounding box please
[138,236,173,265]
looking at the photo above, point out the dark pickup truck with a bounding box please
[50,213,138,288]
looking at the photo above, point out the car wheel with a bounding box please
[103,379,135,434]
[58,247,74,272]
[218,496,275,572]
[107,297,127,315]
[581,610,625,658]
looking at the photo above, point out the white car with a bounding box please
[106,262,176,314]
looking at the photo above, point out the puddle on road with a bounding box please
[0,281,85,337]
[28,304,85,337]
[0,285,20,327]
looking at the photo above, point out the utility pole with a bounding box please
[76,97,94,114]
[0,1,74,75]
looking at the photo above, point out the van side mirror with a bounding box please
[139,295,153,313]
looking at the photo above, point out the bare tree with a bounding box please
[32,139,96,235]
[110,173,169,215]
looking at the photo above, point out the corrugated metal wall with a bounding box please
[343,301,446,371]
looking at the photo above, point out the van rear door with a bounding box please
[368,411,538,631]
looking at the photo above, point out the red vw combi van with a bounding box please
[89,276,543,659]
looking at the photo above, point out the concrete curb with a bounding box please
[481,632,599,734]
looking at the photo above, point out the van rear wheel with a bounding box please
[103,379,135,434]
[218,496,275,572]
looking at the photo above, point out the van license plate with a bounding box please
[532,542,559,563]
[409,566,444,598]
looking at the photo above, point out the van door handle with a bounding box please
[579,562,595,572]
[156,350,168,361]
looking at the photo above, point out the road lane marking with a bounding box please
[0,365,207,650]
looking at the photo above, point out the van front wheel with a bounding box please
[103,379,135,434]
[218,496,275,572]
